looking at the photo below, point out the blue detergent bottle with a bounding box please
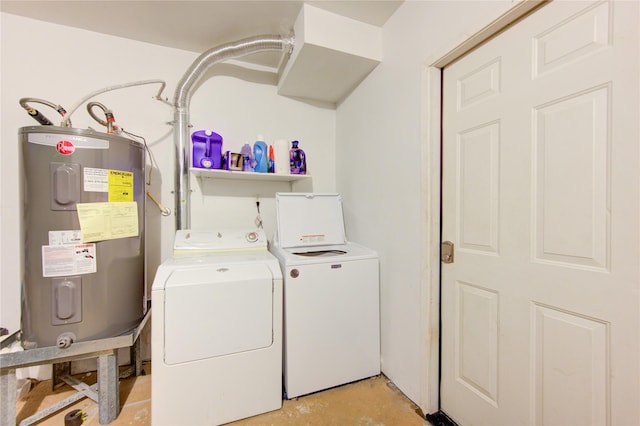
[253,136,268,173]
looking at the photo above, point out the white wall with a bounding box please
[336,0,517,412]
[0,13,334,339]
[187,75,334,238]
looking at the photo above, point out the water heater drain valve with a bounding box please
[56,332,77,349]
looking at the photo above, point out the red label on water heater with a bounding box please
[56,140,75,155]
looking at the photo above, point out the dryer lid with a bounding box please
[276,193,346,248]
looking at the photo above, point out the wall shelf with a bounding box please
[190,168,311,182]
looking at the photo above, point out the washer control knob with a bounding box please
[246,231,259,243]
[290,269,300,278]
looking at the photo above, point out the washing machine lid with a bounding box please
[276,193,346,248]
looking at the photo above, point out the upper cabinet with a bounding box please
[278,4,382,107]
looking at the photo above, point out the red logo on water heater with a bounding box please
[56,140,75,155]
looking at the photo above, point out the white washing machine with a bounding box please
[151,229,282,426]
[270,193,380,399]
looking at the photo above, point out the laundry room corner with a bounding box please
[335,0,526,414]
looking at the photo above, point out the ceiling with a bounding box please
[1,1,403,69]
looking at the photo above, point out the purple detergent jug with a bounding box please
[192,130,223,169]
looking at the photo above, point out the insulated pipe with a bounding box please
[19,97,68,126]
[173,34,293,230]
[87,101,118,134]
[61,79,168,127]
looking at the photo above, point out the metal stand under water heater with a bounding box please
[20,126,146,350]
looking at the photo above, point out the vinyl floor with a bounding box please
[14,362,429,425]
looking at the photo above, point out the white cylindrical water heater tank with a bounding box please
[20,126,146,349]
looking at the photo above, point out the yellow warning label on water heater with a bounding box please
[108,170,134,202]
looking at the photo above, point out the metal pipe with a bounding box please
[19,97,68,126]
[173,34,294,230]
[61,79,167,127]
[87,101,118,134]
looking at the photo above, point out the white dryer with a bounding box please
[151,229,282,426]
[270,193,380,399]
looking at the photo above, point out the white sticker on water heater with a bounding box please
[84,167,109,192]
[48,230,83,246]
[42,244,97,277]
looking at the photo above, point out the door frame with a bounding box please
[419,0,549,415]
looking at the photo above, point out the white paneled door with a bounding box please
[440,1,639,425]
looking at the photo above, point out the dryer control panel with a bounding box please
[174,229,267,253]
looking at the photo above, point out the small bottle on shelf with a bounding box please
[289,140,306,175]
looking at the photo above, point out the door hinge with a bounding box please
[441,241,454,264]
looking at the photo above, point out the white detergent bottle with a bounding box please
[274,139,289,174]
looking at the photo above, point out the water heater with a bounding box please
[20,126,146,349]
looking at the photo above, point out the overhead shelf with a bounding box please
[278,4,382,106]
[190,168,311,182]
